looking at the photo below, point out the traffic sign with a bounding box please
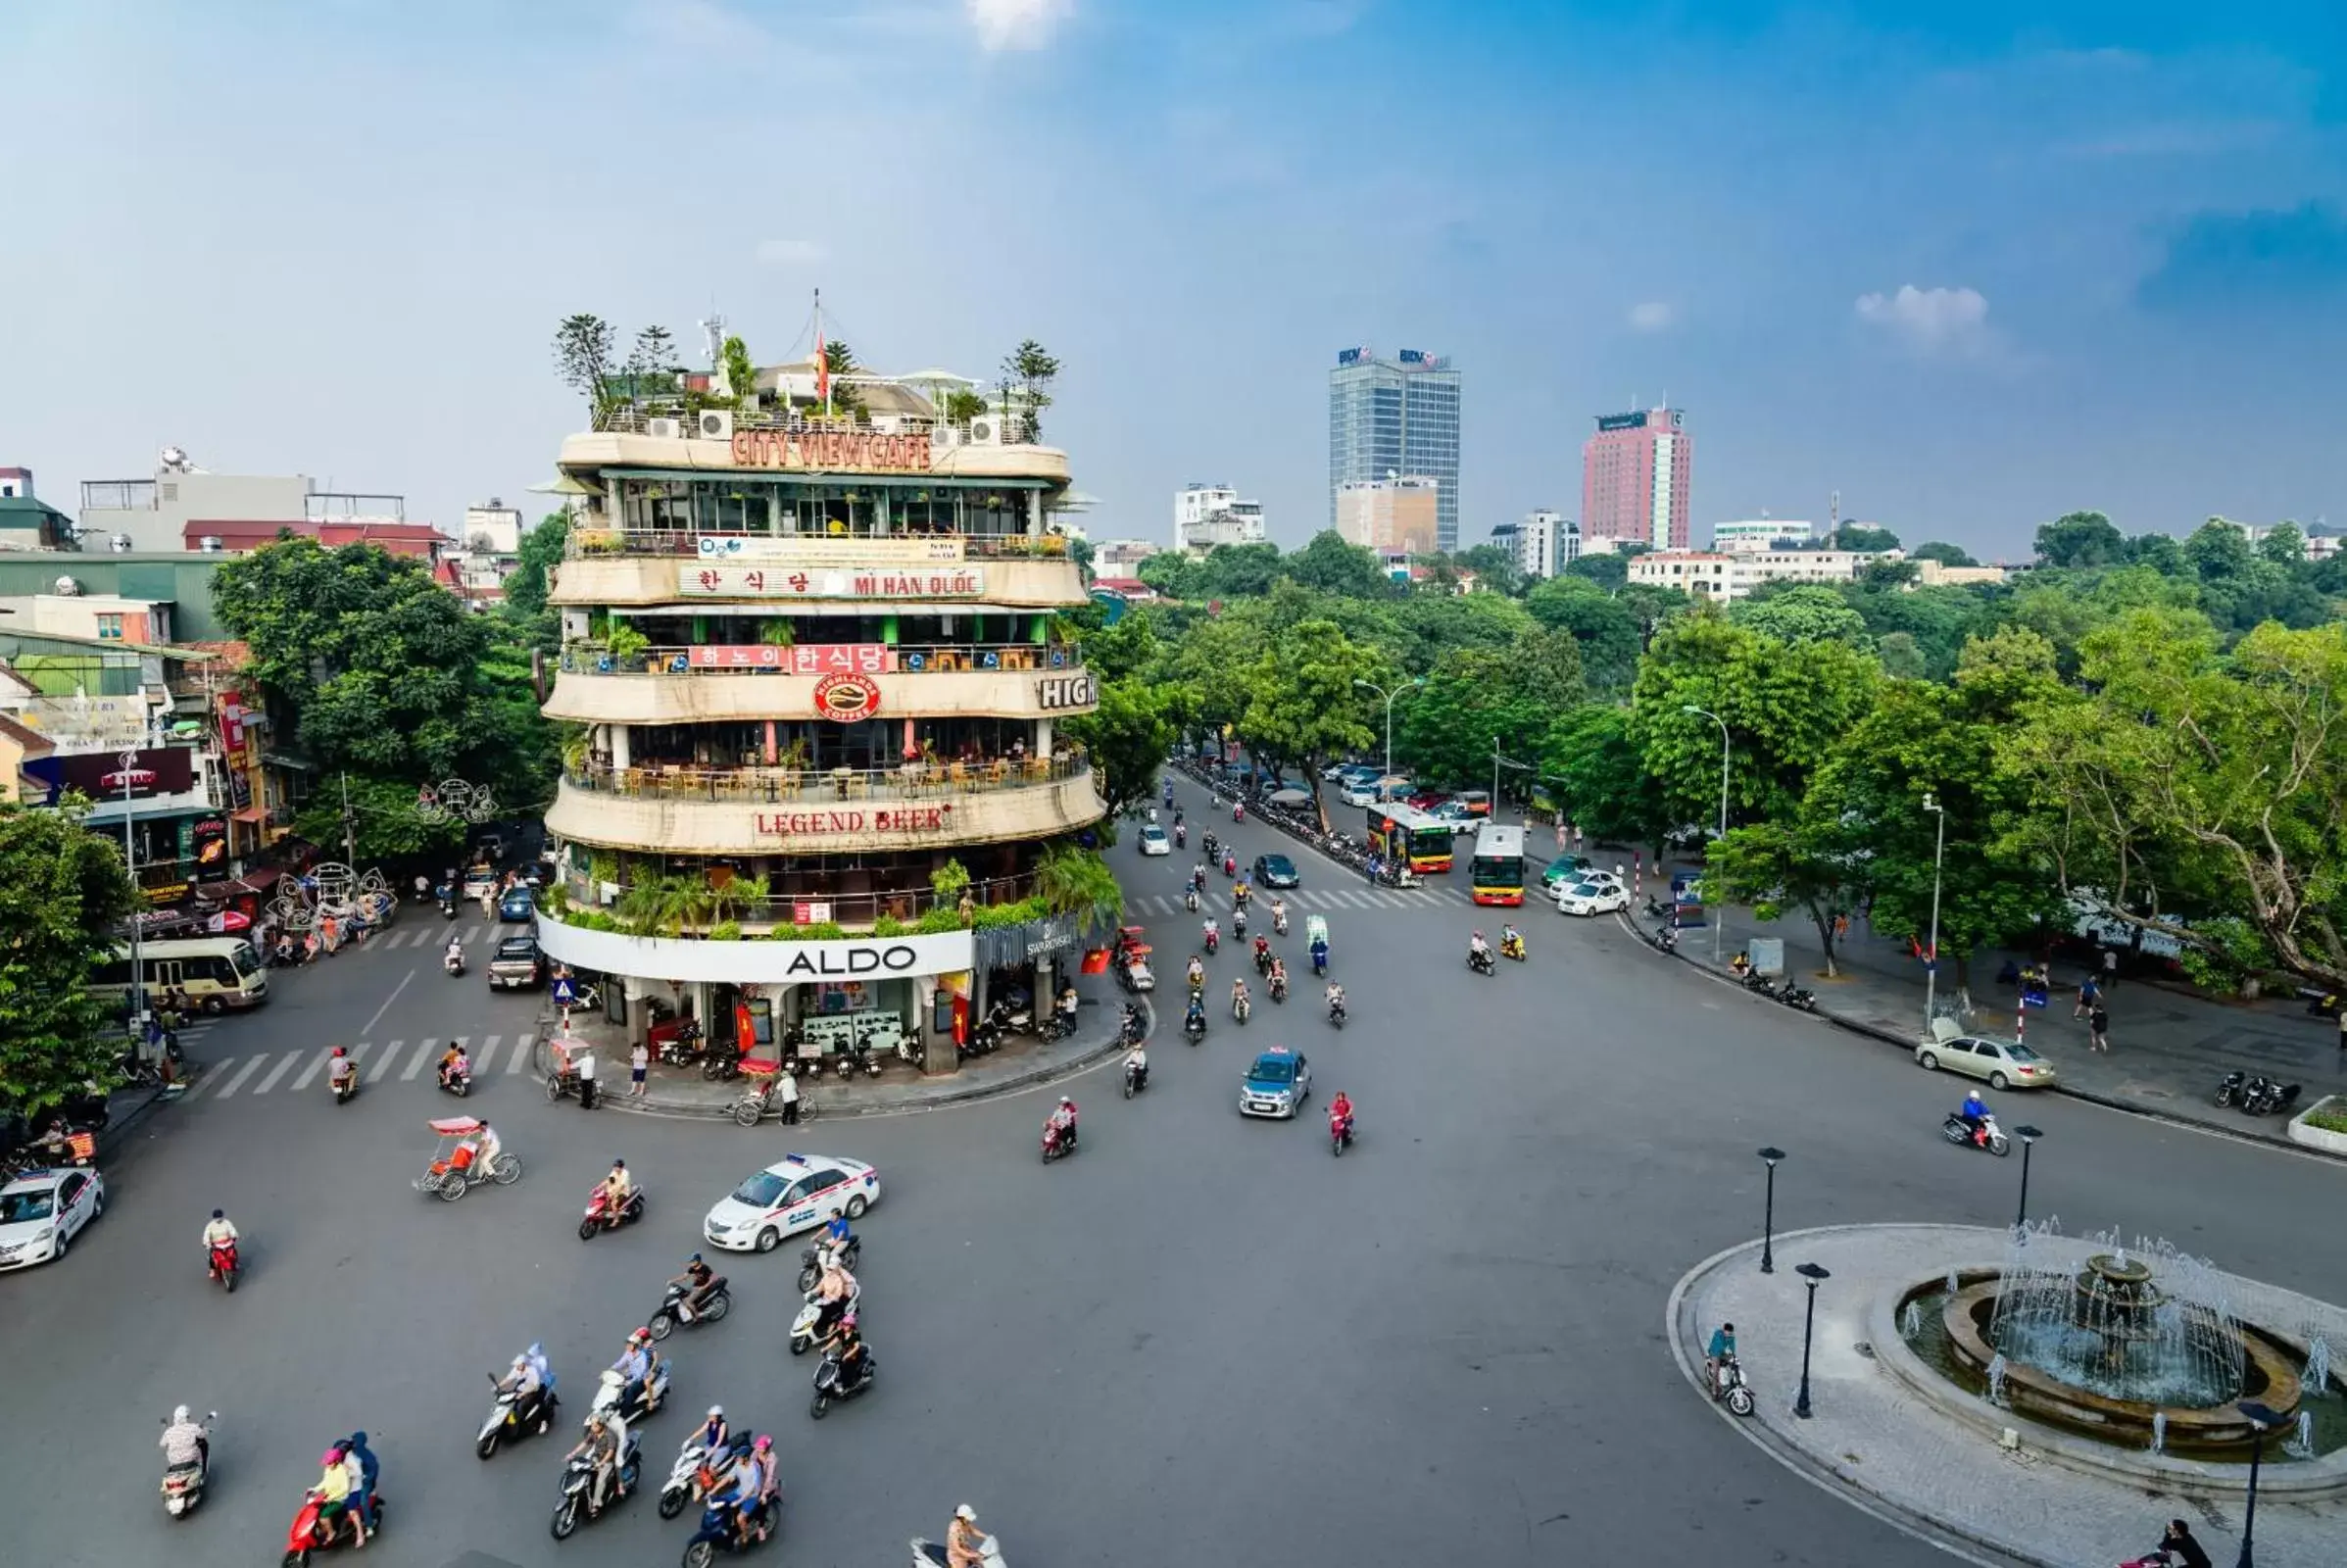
[551,976,579,1007]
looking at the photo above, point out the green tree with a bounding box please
[1707,813,1869,975]
[1538,705,1673,852]
[2034,511,2124,568]
[625,324,678,382]
[1001,339,1061,442]
[1733,584,1871,645]
[1395,634,1585,792]
[1616,582,1692,651]
[1032,842,1124,931]
[941,387,989,424]
[1062,677,1175,823]
[1876,631,1928,679]
[2259,521,2308,567]
[1453,544,1524,598]
[1234,619,1382,827]
[1526,576,1641,693]
[1198,542,1284,600]
[1909,541,1978,567]
[504,512,569,616]
[552,314,616,411]
[2185,518,2254,580]
[820,339,866,416]
[1566,552,1631,591]
[0,801,138,1119]
[1285,531,1393,599]
[1137,551,1205,601]
[720,335,758,406]
[1827,524,1901,553]
[293,772,467,868]
[2124,531,2187,574]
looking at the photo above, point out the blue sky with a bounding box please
[3,1,2341,560]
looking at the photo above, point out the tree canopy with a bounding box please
[0,802,137,1118]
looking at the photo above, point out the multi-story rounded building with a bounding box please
[536,395,1106,1070]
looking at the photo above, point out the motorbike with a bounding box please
[2213,1069,2245,1107]
[1232,994,1250,1024]
[1329,1110,1353,1156]
[476,1373,560,1459]
[1310,948,1328,978]
[683,1491,780,1565]
[913,1533,1006,1568]
[1268,974,1288,1004]
[649,1277,733,1340]
[1232,802,1245,822]
[790,1283,861,1355]
[161,1413,216,1517]
[2245,1079,2302,1116]
[440,896,457,918]
[1709,1355,1757,1416]
[659,1020,707,1068]
[1646,924,1680,954]
[1203,927,1220,956]
[1500,935,1527,962]
[1040,1118,1079,1164]
[329,1066,359,1105]
[1941,1110,2011,1156]
[1327,996,1346,1029]
[590,1361,671,1425]
[1174,823,1186,849]
[1253,946,1273,977]
[285,1489,382,1565]
[1123,1058,1148,1099]
[1773,981,1817,1011]
[551,1427,642,1539]
[1232,908,1248,941]
[1202,832,1219,862]
[1183,1010,1207,1045]
[1117,1004,1147,1045]
[659,1436,748,1521]
[1273,907,1289,936]
[796,1237,861,1293]
[1468,948,1496,977]
[444,950,465,978]
[579,1184,649,1241]
[437,1064,471,1097]
[700,1044,745,1082]
[1223,854,1238,879]
[1184,886,1200,912]
[810,1343,878,1419]
[208,1237,240,1293]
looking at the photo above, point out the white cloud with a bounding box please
[757,238,825,265]
[1853,284,1991,355]
[968,0,1071,51]
[1627,301,1675,332]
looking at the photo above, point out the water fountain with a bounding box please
[1984,1352,2008,1407]
[2308,1335,2332,1394]
[2150,1411,2167,1453]
[2285,1410,2317,1460]
[1902,1300,1922,1338]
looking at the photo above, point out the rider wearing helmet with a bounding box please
[202,1206,238,1250]
[611,1327,656,1413]
[1047,1096,1079,1152]
[327,1045,355,1094]
[948,1503,989,1568]
[160,1403,209,1476]
[1231,974,1250,1017]
[599,1159,633,1228]
[1468,929,1491,963]
[1959,1090,1990,1146]
[668,1252,724,1322]
[566,1411,623,1516]
[690,1404,730,1455]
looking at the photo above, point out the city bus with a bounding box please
[1468,823,1526,906]
[88,937,270,1013]
[1366,805,1456,874]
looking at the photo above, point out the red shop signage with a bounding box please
[687,643,891,675]
[811,672,882,721]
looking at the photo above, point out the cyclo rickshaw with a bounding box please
[414,1116,521,1201]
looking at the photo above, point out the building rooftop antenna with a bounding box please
[699,306,726,370]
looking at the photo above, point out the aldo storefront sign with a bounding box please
[535,914,976,987]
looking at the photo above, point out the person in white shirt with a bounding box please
[1122,1042,1149,1093]
[202,1209,238,1250]
[575,1049,599,1109]
[160,1405,209,1473]
[777,1067,801,1126]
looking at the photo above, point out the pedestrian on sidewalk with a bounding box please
[2088,1003,2111,1054]
[2074,974,2102,1019]
[2101,947,2118,990]
[2336,1007,2346,1059]
[629,1040,648,1098]
[576,1048,599,1109]
[779,1066,801,1125]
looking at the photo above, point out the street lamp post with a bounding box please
[1353,677,1422,784]
[2013,1125,2043,1229]
[1757,1147,1785,1273]
[1683,706,1731,962]
[1922,792,1947,1032]
[120,751,143,1049]
[2235,1400,2281,1567]
[1792,1261,1832,1418]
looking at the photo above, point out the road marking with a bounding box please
[403,1039,439,1079]
[360,969,413,1037]
[469,1033,500,1074]
[370,1040,408,1082]
[292,1045,356,1092]
[212,1055,269,1099]
[259,1052,309,1094]
[508,1032,535,1074]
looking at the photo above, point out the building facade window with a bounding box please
[96,613,124,640]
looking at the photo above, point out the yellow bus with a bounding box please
[1366,805,1455,874]
[89,937,270,1013]
[1469,823,1526,906]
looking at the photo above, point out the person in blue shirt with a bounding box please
[1959,1091,1989,1146]
[690,1405,730,1456]
[1704,1323,1737,1397]
[821,1207,855,1269]
[1309,934,1330,975]
[612,1328,656,1413]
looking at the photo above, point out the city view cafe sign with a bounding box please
[730,428,932,473]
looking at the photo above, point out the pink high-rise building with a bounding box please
[1581,407,1691,549]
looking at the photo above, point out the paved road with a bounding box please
[10,796,2347,1568]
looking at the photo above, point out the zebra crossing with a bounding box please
[336,921,510,951]
[180,1032,542,1102]
[1128,883,1472,918]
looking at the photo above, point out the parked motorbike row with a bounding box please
[2212,1070,2303,1117]
[1734,969,1818,1010]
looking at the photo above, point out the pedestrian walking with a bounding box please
[2335,1007,2345,1058]
[2074,975,2101,1019]
[2088,1003,2111,1054]
[2101,947,2118,990]
[629,1040,648,1098]
[779,1066,801,1125]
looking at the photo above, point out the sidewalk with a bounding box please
[1631,865,2347,1149]
[531,983,1146,1120]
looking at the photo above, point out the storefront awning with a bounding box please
[231,806,267,824]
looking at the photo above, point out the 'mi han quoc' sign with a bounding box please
[681,565,986,599]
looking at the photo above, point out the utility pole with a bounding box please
[121,751,144,1042]
[339,771,358,868]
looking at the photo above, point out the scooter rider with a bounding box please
[819,1206,856,1269]
[1469,930,1491,963]
[599,1159,633,1228]
[812,1257,857,1338]
[1231,975,1250,1019]
[437,1043,469,1089]
[822,1310,871,1389]
[1271,898,1288,935]
[1959,1090,1991,1146]
[1328,1090,1354,1142]
[1201,915,1220,952]
[566,1409,624,1516]
[612,1327,658,1414]
[1500,922,1524,958]
[1232,879,1250,910]
[1174,820,1187,849]
[688,1405,730,1456]
[1186,954,1205,994]
[668,1252,724,1322]
[1252,933,1272,971]
[948,1503,990,1568]
[327,1046,356,1098]
[202,1207,239,1253]
[1046,1096,1079,1153]
[499,1351,549,1425]
[1232,904,1248,939]
[443,935,465,973]
[1325,981,1346,1020]
[161,1404,210,1478]
[341,1431,380,1533]
[1268,956,1288,1001]
[1184,992,1207,1036]
[1123,1038,1149,1092]
[310,1443,363,1546]
[1310,932,1330,974]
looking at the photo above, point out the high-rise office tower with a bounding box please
[1329,348,1461,553]
[1581,407,1691,549]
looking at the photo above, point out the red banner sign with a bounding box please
[686,643,890,674]
[811,672,882,721]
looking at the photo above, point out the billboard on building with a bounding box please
[42,744,198,804]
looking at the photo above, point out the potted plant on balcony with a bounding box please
[606,622,650,668]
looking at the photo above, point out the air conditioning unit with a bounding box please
[930,423,963,452]
[645,416,684,440]
[965,416,1003,447]
[54,575,83,595]
[697,409,735,441]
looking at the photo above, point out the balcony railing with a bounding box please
[565,526,1070,562]
[558,641,1081,676]
[567,753,1087,805]
[559,869,1040,932]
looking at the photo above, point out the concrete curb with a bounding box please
[1664,1228,2030,1568]
[1613,913,2347,1166]
[530,1000,1152,1121]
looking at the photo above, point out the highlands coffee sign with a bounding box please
[730,429,933,473]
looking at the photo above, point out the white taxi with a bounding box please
[702,1152,881,1254]
[0,1167,107,1270]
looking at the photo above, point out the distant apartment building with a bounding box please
[1912,559,2011,588]
[1336,476,1440,555]
[1093,538,1162,574]
[78,452,407,555]
[1630,547,1877,601]
[1510,511,1575,580]
[1712,517,1815,554]
[1581,408,1691,549]
[1329,347,1461,552]
[451,498,527,603]
[1172,483,1266,554]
